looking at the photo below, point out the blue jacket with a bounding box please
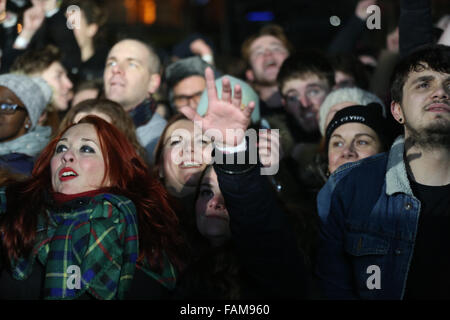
[316,136,421,299]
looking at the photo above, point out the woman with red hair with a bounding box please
[0,116,185,299]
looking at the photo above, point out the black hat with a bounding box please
[325,103,388,148]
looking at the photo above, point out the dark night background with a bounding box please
[7,0,450,73]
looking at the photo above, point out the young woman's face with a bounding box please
[50,123,108,194]
[161,119,212,197]
[195,167,230,246]
[328,122,382,174]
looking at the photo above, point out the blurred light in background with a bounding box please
[124,0,156,25]
[141,0,156,24]
[246,11,274,22]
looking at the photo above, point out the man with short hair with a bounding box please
[268,51,335,199]
[103,38,166,161]
[241,24,292,118]
[165,56,210,116]
[316,44,450,299]
[277,51,335,141]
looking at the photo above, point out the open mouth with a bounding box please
[179,162,203,169]
[59,167,78,181]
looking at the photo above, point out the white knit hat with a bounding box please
[318,87,386,136]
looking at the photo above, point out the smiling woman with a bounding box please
[154,114,213,200]
[0,116,185,300]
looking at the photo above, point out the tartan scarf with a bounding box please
[0,189,177,299]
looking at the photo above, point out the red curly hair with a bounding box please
[0,116,185,273]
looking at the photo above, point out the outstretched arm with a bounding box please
[180,69,309,298]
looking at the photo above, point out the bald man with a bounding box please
[104,39,166,162]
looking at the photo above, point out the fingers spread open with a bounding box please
[205,67,218,103]
[243,100,256,118]
[221,77,232,104]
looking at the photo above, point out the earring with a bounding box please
[25,123,30,130]
[398,118,403,124]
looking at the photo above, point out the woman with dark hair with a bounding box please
[153,113,213,207]
[58,98,148,162]
[153,114,213,264]
[0,116,185,299]
[65,0,109,81]
[173,165,247,299]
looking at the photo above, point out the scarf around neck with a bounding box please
[0,126,51,157]
[1,190,176,299]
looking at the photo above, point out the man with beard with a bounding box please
[241,24,292,119]
[315,44,450,299]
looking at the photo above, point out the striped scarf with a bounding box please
[0,190,176,299]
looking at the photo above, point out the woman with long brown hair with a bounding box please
[0,116,184,299]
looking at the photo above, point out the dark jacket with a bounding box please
[212,148,310,299]
[0,153,35,176]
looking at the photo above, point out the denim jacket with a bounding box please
[316,136,421,299]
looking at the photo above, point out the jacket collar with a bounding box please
[386,135,414,196]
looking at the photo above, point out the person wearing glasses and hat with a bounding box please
[0,73,52,175]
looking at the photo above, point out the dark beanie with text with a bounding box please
[325,103,388,148]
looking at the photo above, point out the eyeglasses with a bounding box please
[0,103,27,114]
[173,91,203,107]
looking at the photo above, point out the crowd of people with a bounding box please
[0,0,449,300]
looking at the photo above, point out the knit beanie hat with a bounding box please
[325,103,388,147]
[0,74,52,130]
[319,87,386,136]
[196,75,261,124]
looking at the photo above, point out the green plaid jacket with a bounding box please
[0,189,176,300]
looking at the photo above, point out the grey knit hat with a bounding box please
[318,87,386,136]
[165,56,210,89]
[0,74,52,130]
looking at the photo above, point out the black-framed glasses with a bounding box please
[173,91,203,107]
[0,103,27,114]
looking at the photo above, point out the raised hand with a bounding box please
[20,5,45,41]
[386,27,399,53]
[179,67,255,148]
[0,0,7,23]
